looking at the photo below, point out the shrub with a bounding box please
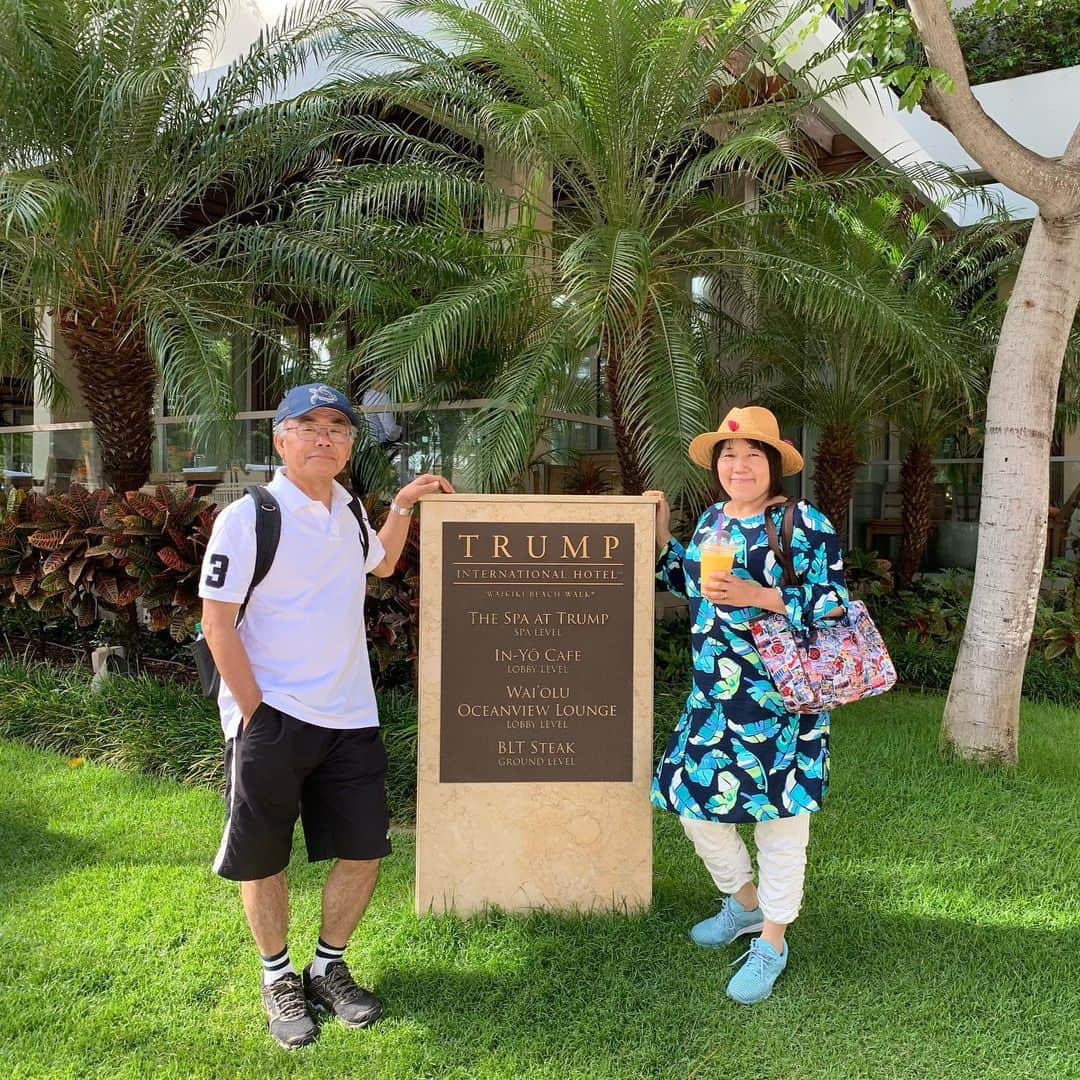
[30,487,137,627]
[0,484,218,648]
[0,659,422,820]
[563,454,617,495]
[0,485,421,684]
[954,0,1080,83]
[870,570,972,647]
[844,547,894,602]
[0,659,221,784]
[1020,652,1080,708]
[886,636,1080,709]
[364,503,421,690]
[886,638,958,693]
[654,618,692,687]
[0,489,56,614]
[869,566,1080,704]
[96,486,218,641]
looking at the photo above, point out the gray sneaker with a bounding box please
[260,972,317,1049]
[303,960,382,1028]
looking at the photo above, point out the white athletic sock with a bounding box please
[309,937,346,979]
[260,946,296,985]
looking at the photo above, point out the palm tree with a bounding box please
[756,328,903,534]
[340,223,598,498]
[0,0,398,490]
[888,221,1022,587]
[328,0,952,501]
[892,390,979,587]
[724,188,994,534]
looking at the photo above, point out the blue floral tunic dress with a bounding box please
[652,500,850,824]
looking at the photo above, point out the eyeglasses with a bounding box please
[284,423,355,443]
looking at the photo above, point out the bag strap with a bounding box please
[345,493,370,563]
[763,499,799,588]
[236,485,281,626]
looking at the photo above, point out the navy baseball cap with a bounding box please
[274,383,361,428]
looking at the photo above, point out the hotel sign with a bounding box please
[439,522,635,782]
[415,494,654,915]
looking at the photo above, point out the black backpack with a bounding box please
[193,485,370,698]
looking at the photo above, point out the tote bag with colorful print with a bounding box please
[749,501,897,713]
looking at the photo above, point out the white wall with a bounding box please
[776,2,1079,225]
[895,66,1080,221]
[774,2,977,226]
[195,0,297,73]
[193,0,413,99]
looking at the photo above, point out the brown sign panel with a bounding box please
[439,521,635,782]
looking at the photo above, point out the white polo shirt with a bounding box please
[198,468,386,739]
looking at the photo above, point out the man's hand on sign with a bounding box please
[395,473,455,509]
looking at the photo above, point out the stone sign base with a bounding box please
[415,495,655,915]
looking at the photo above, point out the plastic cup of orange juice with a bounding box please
[700,530,736,585]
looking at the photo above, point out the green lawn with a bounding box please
[2,691,1078,1080]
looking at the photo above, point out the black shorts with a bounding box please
[213,703,392,881]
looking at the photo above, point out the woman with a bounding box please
[645,405,849,1005]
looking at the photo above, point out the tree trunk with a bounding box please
[1047,478,1080,560]
[438,411,459,484]
[603,343,647,495]
[897,442,934,590]
[942,214,1080,763]
[812,424,858,534]
[59,305,157,493]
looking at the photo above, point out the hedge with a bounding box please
[4,642,1077,828]
[0,660,420,820]
[658,624,1080,710]
[887,639,1080,709]
[955,0,1080,84]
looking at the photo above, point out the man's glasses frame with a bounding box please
[284,422,355,443]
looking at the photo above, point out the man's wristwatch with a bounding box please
[389,499,413,517]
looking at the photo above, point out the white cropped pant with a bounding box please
[681,814,811,925]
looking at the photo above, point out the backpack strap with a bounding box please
[763,499,799,588]
[232,487,369,630]
[235,485,281,626]
[345,494,370,563]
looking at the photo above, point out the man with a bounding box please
[360,380,402,447]
[199,382,452,1049]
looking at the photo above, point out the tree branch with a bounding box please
[909,0,1080,219]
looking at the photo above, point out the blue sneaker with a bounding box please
[689,896,765,949]
[726,937,789,1005]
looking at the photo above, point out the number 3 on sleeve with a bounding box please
[204,553,230,589]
